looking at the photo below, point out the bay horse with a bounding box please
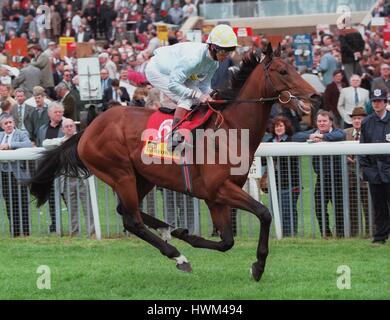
[28,43,317,281]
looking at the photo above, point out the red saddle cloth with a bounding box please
[145,107,214,141]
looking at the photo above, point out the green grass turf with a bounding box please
[0,237,388,300]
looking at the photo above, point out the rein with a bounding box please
[208,90,295,106]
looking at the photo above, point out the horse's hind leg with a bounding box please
[117,174,173,232]
[135,173,173,240]
[127,173,234,249]
[116,176,192,272]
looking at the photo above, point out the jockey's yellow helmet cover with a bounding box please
[207,24,238,48]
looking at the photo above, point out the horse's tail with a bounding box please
[28,131,90,207]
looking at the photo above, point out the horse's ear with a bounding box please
[274,43,281,57]
[264,42,273,58]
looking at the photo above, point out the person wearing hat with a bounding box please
[145,24,238,148]
[29,43,55,99]
[43,41,58,59]
[98,52,117,80]
[359,88,390,245]
[344,106,370,236]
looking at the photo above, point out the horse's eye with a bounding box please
[279,69,288,75]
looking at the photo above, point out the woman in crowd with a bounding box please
[264,116,301,236]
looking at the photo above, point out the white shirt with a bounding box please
[77,32,85,43]
[119,80,136,100]
[61,90,70,103]
[112,88,122,103]
[42,136,66,149]
[72,15,82,33]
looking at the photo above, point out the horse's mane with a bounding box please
[218,51,262,100]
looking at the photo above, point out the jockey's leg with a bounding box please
[169,106,190,150]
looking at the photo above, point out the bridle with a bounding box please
[209,54,303,107]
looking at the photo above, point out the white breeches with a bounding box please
[145,60,199,111]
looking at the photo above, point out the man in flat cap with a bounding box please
[98,52,117,79]
[345,106,370,237]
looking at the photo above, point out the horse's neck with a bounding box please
[222,69,272,155]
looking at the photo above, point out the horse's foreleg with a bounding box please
[215,180,272,282]
[170,202,234,252]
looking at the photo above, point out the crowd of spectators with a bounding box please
[0,0,389,241]
[0,0,389,130]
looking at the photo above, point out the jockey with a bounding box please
[145,24,238,139]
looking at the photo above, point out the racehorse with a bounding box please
[28,43,317,281]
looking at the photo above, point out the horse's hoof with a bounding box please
[176,262,192,273]
[251,262,263,282]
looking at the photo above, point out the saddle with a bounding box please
[153,104,216,133]
[158,107,175,115]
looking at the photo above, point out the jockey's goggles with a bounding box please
[213,45,236,54]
